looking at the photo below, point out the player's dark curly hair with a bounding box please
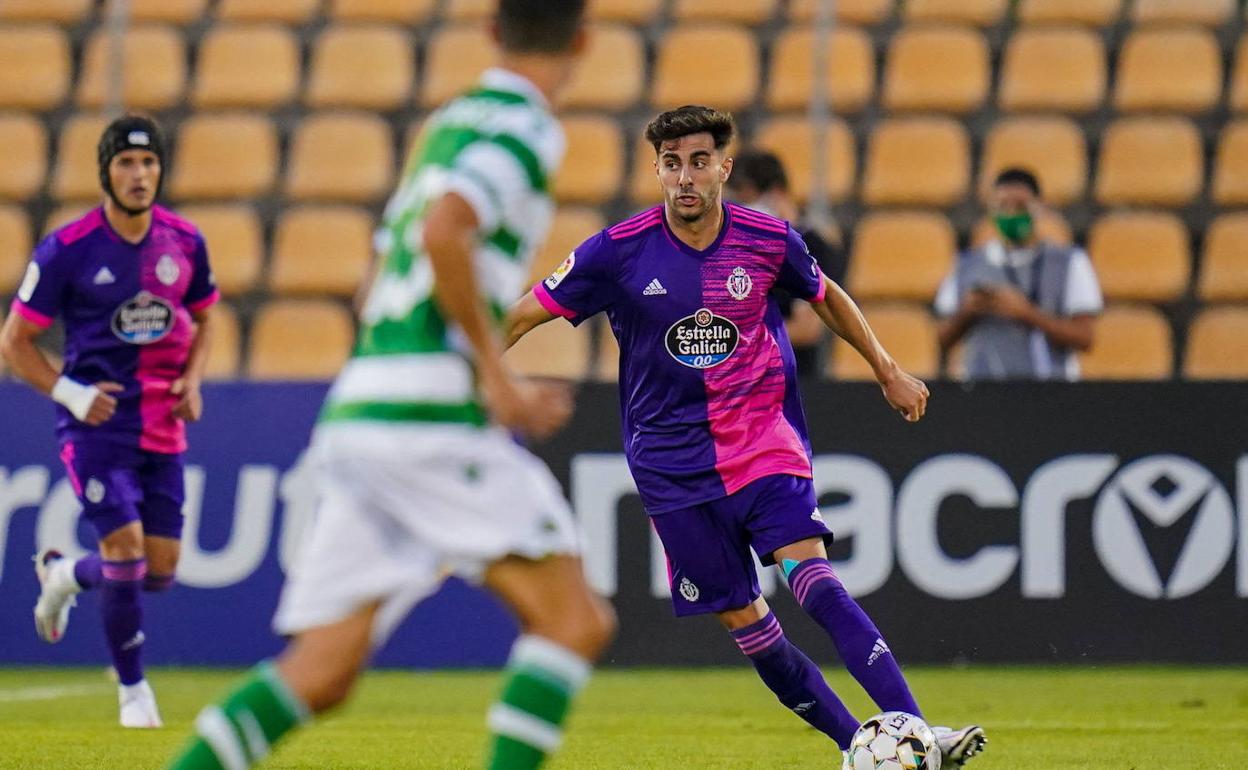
[644,106,736,153]
[497,0,586,54]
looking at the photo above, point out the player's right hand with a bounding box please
[84,381,123,426]
[481,372,573,440]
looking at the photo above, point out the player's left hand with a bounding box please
[171,377,203,422]
[985,286,1035,322]
[880,370,929,422]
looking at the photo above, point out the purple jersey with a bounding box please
[10,205,219,454]
[534,203,827,513]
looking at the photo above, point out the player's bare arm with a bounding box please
[984,284,1095,351]
[0,312,120,426]
[809,275,929,422]
[172,305,215,422]
[502,291,557,350]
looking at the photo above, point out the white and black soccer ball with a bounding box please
[842,711,940,770]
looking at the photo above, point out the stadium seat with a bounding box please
[652,25,759,110]
[0,205,31,294]
[1213,121,1248,206]
[563,24,644,111]
[768,26,875,114]
[192,24,300,109]
[285,112,394,203]
[1016,0,1122,25]
[1184,307,1248,379]
[883,25,990,114]
[77,25,185,110]
[176,204,262,297]
[978,116,1087,206]
[306,24,413,111]
[42,201,94,236]
[248,299,356,380]
[503,316,591,380]
[674,0,777,24]
[441,0,490,20]
[1232,36,1248,114]
[0,114,46,201]
[0,0,91,23]
[421,25,495,108]
[203,302,240,380]
[0,25,69,110]
[529,206,606,287]
[329,0,437,24]
[555,116,624,204]
[1114,28,1221,114]
[904,0,1007,26]
[589,0,662,24]
[969,209,1073,248]
[51,113,109,201]
[998,26,1106,113]
[1095,117,1203,207]
[270,206,373,298]
[789,0,892,25]
[107,0,208,24]
[754,116,856,204]
[847,211,955,302]
[170,113,279,200]
[629,136,660,205]
[1079,305,1172,380]
[1198,214,1248,301]
[594,318,620,381]
[862,117,969,207]
[829,303,939,380]
[216,0,319,23]
[1087,211,1189,302]
[1131,0,1234,27]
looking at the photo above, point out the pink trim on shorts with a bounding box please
[59,442,83,496]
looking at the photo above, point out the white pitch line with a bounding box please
[0,684,108,703]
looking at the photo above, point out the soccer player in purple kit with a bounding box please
[0,115,218,728]
[506,106,987,765]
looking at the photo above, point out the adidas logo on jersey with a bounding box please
[643,278,667,296]
[93,267,116,285]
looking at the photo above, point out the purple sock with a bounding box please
[73,553,103,590]
[788,558,921,717]
[101,559,147,686]
[730,611,861,749]
[143,573,175,593]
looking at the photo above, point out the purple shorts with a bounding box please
[59,441,185,540]
[651,474,833,617]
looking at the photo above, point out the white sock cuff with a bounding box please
[509,635,592,693]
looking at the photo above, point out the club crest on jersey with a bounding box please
[112,291,174,345]
[544,252,575,290]
[726,266,753,300]
[665,307,739,369]
[155,254,180,286]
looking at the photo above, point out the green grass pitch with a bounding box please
[0,666,1246,769]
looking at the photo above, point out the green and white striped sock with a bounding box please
[486,635,592,770]
[167,661,310,770]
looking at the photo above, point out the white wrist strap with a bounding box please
[51,376,99,421]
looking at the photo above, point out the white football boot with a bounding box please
[119,680,163,728]
[32,549,79,644]
[933,724,987,766]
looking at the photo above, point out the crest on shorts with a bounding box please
[678,577,700,602]
[85,478,105,504]
[726,266,752,300]
[155,254,180,286]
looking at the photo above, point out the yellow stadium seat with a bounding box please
[170,113,279,200]
[847,211,955,302]
[1087,212,1189,302]
[1198,214,1248,302]
[529,206,606,287]
[789,0,893,25]
[1213,121,1248,206]
[217,0,319,23]
[42,201,94,236]
[441,0,489,20]
[1232,36,1248,113]
[904,0,1006,26]
[754,117,856,204]
[306,24,413,110]
[193,24,300,109]
[674,0,777,24]
[107,0,208,24]
[503,316,591,380]
[0,205,31,294]
[1131,0,1234,27]
[970,209,1072,248]
[629,136,660,205]
[652,25,759,110]
[1114,28,1221,114]
[0,0,91,23]
[1017,0,1122,25]
[1184,307,1248,379]
[329,0,437,24]
[830,303,939,380]
[590,0,663,24]
[555,115,623,204]
[1079,305,1172,380]
[883,25,990,114]
[998,26,1106,113]
[270,206,373,298]
[285,113,394,203]
[203,302,240,380]
[978,116,1086,206]
[77,25,185,110]
[862,117,969,207]
[563,24,644,110]
[768,26,875,114]
[177,204,262,296]
[0,114,46,201]
[0,26,69,111]
[421,25,495,108]
[51,114,109,201]
[248,299,356,380]
[594,318,620,381]
[1095,117,1202,207]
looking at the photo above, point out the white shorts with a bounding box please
[272,421,580,646]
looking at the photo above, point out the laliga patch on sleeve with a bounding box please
[17,262,40,303]
[544,252,575,290]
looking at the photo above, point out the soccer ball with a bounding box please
[842,711,940,770]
